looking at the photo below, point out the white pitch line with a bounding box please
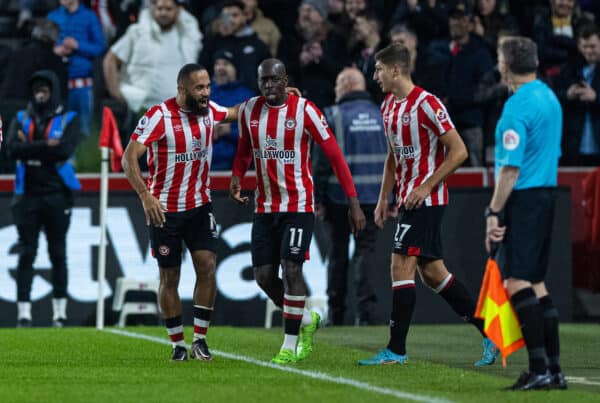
[106,328,454,403]
[566,376,600,386]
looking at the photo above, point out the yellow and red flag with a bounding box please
[474,257,525,366]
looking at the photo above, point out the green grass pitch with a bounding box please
[1,324,598,403]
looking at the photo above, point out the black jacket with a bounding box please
[0,39,68,102]
[199,28,271,92]
[433,34,494,130]
[6,70,80,195]
[554,57,600,163]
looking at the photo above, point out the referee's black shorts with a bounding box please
[496,187,556,283]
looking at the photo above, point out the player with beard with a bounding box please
[123,63,237,361]
[230,59,366,364]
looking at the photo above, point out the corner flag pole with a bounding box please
[96,146,109,330]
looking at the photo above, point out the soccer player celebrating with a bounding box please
[358,43,498,366]
[230,59,366,364]
[123,63,238,361]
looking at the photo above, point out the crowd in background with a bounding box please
[0,0,600,171]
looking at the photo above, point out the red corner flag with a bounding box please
[474,257,525,366]
[98,106,123,172]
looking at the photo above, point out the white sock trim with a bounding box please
[434,274,453,294]
[282,334,298,351]
[193,305,213,310]
[392,280,415,288]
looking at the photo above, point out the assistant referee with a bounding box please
[485,36,566,391]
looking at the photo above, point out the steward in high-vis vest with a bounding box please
[6,69,81,328]
[313,68,387,326]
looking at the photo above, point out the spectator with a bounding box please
[48,0,105,136]
[314,68,386,325]
[555,23,600,166]
[0,19,68,106]
[199,0,271,93]
[435,0,494,166]
[389,0,449,48]
[474,31,515,165]
[210,49,256,170]
[389,23,430,90]
[532,0,589,79]
[6,70,81,328]
[278,0,349,108]
[346,11,382,101]
[103,0,202,113]
[472,0,519,57]
[241,0,281,57]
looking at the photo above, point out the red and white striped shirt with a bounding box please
[381,86,455,207]
[233,94,357,213]
[131,98,228,212]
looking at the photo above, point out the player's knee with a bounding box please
[196,260,216,279]
[254,265,274,289]
[160,270,180,289]
[282,260,303,282]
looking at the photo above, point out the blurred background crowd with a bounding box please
[0,0,599,172]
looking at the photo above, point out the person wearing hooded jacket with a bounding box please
[6,70,81,328]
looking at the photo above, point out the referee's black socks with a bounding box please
[539,295,562,374]
[511,288,548,375]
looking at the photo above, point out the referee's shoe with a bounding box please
[506,371,552,391]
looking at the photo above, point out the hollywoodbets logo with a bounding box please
[253,136,295,163]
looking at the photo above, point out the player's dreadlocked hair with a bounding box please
[177,63,207,85]
[499,37,538,75]
[374,43,411,76]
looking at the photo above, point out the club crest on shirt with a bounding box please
[502,129,520,151]
[203,116,211,126]
[402,113,410,126]
[250,119,260,127]
[285,118,296,130]
[173,124,183,132]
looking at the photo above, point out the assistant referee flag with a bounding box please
[475,257,525,366]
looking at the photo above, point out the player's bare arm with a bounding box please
[485,166,519,252]
[229,175,249,205]
[374,141,396,228]
[404,129,468,210]
[348,196,366,234]
[122,140,166,227]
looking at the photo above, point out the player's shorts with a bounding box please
[392,205,445,260]
[149,203,218,268]
[496,187,555,283]
[251,212,314,267]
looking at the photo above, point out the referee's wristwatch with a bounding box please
[484,206,500,218]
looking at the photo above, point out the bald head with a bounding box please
[258,58,287,77]
[258,58,289,105]
[335,68,366,102]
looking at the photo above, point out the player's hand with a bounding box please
[374,200,388,229]
[17,129,26,142]
[348,197,366,235]
[229,176,249,205]
[286,86,302,97]
[403,185,430,210]
[47,138,60,146]
[485,215,506,253]
[140,191,166,227]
